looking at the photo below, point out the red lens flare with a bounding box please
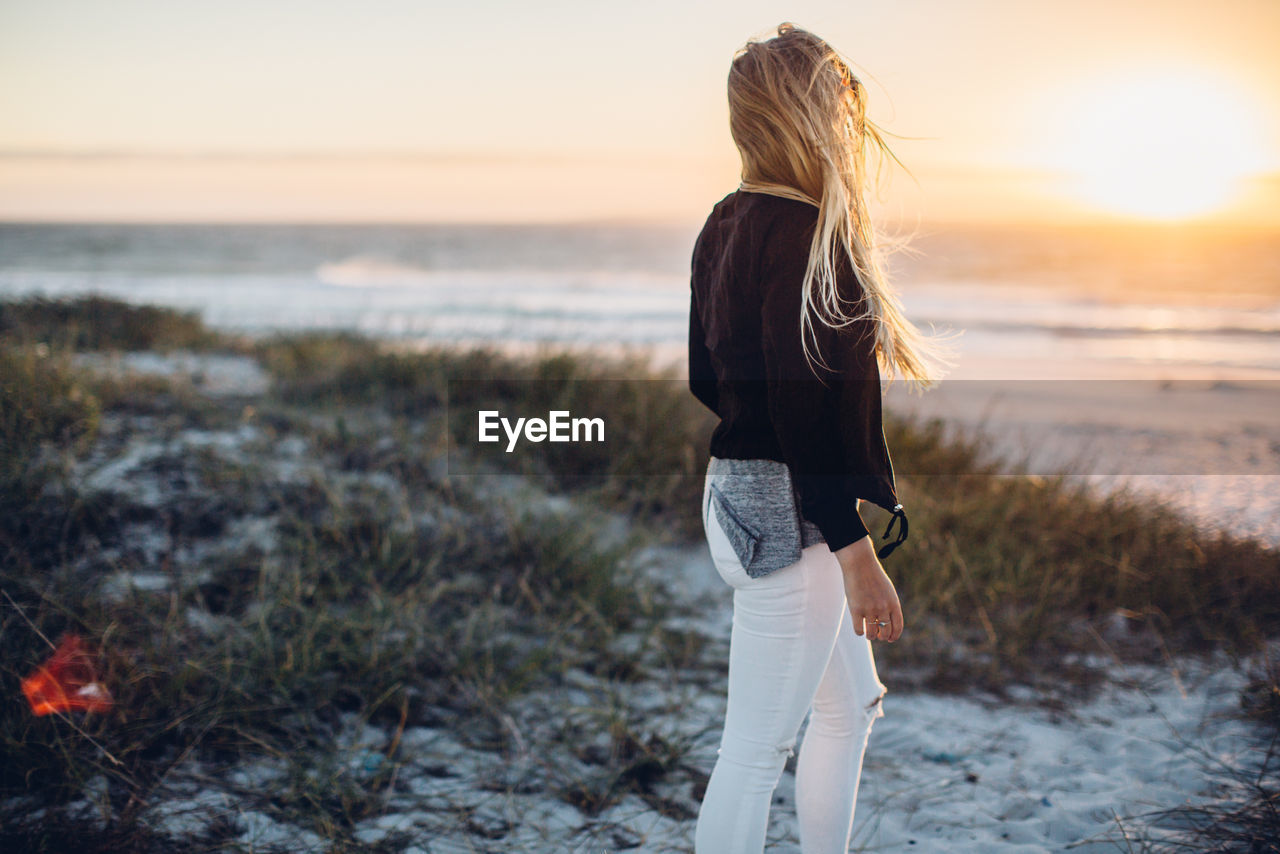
[21,633,114,716]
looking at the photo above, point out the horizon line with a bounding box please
[10,147,1276,181]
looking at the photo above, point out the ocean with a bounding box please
[2,220,1278,380]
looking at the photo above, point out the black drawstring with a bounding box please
[876,504,908,560]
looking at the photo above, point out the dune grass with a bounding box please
[1,399,671,849]
[3,294,1279,850]
[249,322,1280,691]
[252,329,711,539]
[0,294,225,353]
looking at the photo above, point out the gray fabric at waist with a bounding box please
[704,456,826,577]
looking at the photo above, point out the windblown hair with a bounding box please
[729,23,956,391]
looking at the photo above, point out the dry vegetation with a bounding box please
[2,295,1277,852]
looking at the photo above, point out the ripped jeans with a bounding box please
[696,477,887,854]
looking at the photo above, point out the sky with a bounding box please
[1,0,1278,224]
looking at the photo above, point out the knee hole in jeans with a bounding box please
[810,684,888,738]
[717,733,798,769]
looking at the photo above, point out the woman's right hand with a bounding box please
[834,536,903,642]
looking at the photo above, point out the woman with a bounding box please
[687,23,954,854]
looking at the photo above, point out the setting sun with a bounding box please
[1049,70,1269,221]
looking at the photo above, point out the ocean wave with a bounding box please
[3,268,1276,372]
[314,255,685,292]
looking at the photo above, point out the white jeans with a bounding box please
[696,476,887,854]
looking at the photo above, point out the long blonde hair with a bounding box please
[728,23,956,391]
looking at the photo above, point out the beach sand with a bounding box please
[883,355,1280,547]
[669,541,1270,853]
[31,347,1277,852]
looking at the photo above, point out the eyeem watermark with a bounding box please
[446,378,1280,476]
[478,410,605,453]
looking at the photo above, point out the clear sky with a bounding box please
[2,0,1278,224]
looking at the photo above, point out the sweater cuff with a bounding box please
[812,507,871,553]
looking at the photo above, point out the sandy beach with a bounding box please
[880,355,1280,549]
[672,541,1270,854]
[7,345,1268,853]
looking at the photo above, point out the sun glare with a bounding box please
[1052,70,1268,221]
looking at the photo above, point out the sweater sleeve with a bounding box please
[688,283,720,416]
[760,222,878,552]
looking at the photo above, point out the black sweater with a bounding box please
[688,189,908,558]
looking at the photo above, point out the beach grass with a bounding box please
[251,326,1280,691]
[3,294,1279,850]
[0,294,225,353]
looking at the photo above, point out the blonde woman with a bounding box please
[688,23,953,853]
